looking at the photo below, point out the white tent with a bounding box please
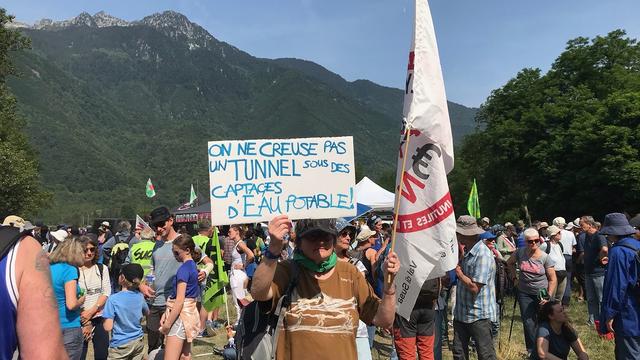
[355,176,395,211]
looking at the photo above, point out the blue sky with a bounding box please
[4,0,639,107]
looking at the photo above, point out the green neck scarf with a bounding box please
[293,251,337,273]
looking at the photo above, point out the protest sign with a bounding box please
[208,136,356,225]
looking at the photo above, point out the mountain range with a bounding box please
[7,11,478,222]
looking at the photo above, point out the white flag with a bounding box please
[393,0,458,319]
[135,215,154,239]
[189,184,197,205]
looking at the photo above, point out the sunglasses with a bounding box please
[85,247,96,254]
[152,220,166,229]
[339,230,353,238]
[526,239,540,245]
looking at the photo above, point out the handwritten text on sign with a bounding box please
[208,137,356,225]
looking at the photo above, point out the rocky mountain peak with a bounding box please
[92,11,130,27]
[138,11,214,48]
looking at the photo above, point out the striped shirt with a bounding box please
[79,264,111,318]
[454,240,497,323]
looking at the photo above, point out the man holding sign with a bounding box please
[250,215,401,360]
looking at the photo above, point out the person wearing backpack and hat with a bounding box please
[540,226,567,302]
[599,213,640,359]
[250,215,400,360]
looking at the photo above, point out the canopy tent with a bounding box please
[172,202,211,223]
[355,176,395,211]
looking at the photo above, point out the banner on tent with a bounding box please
[207,136,356,225]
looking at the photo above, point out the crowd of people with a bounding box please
[1,209,640,360]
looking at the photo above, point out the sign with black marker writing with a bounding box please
[208,136,356,224]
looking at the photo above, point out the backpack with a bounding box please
[108,235,129,281]
[414,278,441,308]
[544,241,564,255]
[235,261,299,360]
[494,257,507,304]
[613,242,640,304]
[0,226,23,261]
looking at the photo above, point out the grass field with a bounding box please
[88,294,615,359]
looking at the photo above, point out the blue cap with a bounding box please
[479,231,497,240]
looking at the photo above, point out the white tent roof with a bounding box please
[355,176,395,210]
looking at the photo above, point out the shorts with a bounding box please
[108,336,144,360]
[168,318,186,340]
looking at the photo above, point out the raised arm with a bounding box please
[250,215,290,301]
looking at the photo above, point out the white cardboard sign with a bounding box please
[207,136,356,225]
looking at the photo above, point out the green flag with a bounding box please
[189,184,197,205]
[202,227,229,311]
[467,178,481,218]
[146,178,156,198]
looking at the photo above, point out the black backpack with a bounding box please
[494,257,507,304]
[108,234,129,280]
[0,226,23,261]
[544,240,564,254]
[235,261,299,360]
[613,242,640,304]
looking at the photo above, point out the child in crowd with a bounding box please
[102,263,149,360]
[159,234,201,359]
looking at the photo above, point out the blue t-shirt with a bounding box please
[172,260,200,299]
[103,290,149,347]
[584,232,608,275]
[50,263,81,329]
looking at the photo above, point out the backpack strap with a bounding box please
[0,227,23,260]
[270,261,299,359]
[545,241,552,254]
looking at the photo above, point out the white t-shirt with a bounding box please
[78,264,111,317]
[559,230,576,256]
[540,242,566,271]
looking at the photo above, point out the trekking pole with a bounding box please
[508,288,518,344]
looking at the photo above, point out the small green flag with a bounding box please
[146,178,156,198]
[467,178,481,218]
[189,184,197,205]
[202,227,229,311]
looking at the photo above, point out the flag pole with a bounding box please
[388,123,413,283]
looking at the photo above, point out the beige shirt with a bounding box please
[271,260,380,360]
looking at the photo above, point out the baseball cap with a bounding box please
[50,229,68,242]
[295,218,337,239]
[100,221,110,227]
[121,263,144,283]
[479,231,497,240]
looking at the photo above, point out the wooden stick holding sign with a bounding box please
[388,124,413,285]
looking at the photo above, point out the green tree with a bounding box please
[454,30,640,220]
[0,8,50,218]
